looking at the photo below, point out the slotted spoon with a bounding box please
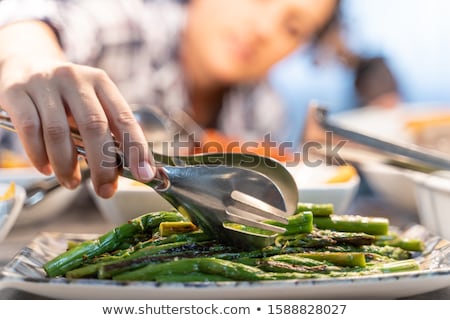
[0,111,294,249]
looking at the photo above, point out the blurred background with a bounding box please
[269,0,450,148]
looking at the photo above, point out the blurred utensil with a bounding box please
[23,168,90,208]
[316,106,450,170]
[132,107,173,145]
[132,106,202,155]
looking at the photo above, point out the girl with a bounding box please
[0,0,337,198]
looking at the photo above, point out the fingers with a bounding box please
[2,89,52,175]
[58,65,154,198]
[95,72,156,182]
[26,77,81,188]
[1,62,151,199]
[56,69,118,198]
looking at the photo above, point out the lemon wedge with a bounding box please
[326,165,357,184]
[0,182,16,201]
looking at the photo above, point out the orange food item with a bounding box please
[326,165,357,184]
[405,113,450,131]
[0,150,30,168]
[0,182,15,201]
[194,129,295,163]
[404,111,450,154]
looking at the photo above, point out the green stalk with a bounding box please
[380,259,420,273]
[275,229,375,248]
[314,215,389,235]
[223,211,313,236]
[265,211,313,235]
[44,211,185,277]
[296,203,334,216]
[376,237,424,252]
[294,252,367,267]
[113,258,201,281]
[98,241,232,279]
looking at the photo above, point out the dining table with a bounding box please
[0,181,449,300]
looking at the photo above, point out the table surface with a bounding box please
[1,185,449,300]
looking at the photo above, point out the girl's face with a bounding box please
[184,0,337,84]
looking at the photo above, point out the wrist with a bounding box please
[0,20,65,63]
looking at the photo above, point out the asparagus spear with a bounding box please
[379,259,420,273]
[293,252,366,267]
[275,229,376,248]
[223,211,313,236]
[375,234,424,252]
[265,211,313,235]
[296,203,334,216]
[97,241,233,279]
[314,215,389,235]
[44,201,424,282]
[44,211,185,277]
[112,257,314,281]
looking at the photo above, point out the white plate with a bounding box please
[0,225,449,299]
[0,167,83,227]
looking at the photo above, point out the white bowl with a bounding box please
[358,161,420,213]
[87,176,174,225]
[413,171,450,240]
[0,167,83,227]
[0,183,26,241]
[286,163,360,214]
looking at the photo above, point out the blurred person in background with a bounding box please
[271,0,450,148]
[0,0,339,198]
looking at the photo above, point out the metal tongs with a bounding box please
[0,110,298,249]
[315,106,450,170]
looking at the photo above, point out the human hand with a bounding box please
[0,22,155,198]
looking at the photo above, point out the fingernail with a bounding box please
[137,161,155,181]
[41,164,53,175]
[99,183,115,198]
[65,178,80,190]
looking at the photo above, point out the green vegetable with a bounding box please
[296,203,334,216]
[265,211,313,235]
[44,211,185,277]
[314,215,389,235]
[44,206,425,282]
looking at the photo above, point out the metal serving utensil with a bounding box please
[0,111,295,249]
[132,108,298,215]
[315,105,450,170]
[22,168,91,208]
[153,152,299,217]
